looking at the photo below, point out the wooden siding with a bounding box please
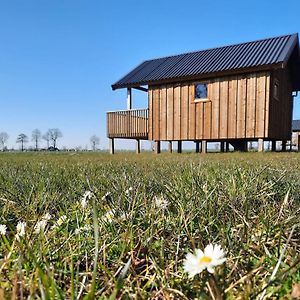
[268,69,293,140]
[149,72,271,141]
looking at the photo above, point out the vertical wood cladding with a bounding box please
[149,71,273,141]
[268,69,293,140]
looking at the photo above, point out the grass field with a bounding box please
[0,152,300,299]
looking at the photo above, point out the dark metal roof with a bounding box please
[112,34,300,90]
[292,120,300,131]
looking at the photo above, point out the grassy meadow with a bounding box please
[0,151,300,299]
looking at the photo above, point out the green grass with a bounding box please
[0,152,300,299]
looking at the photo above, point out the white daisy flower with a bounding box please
[83,224,92,231]
[102,209,116,223]
[51,215,67,230]
[125,187,133,196]
[42,213,51,221]
[183,244,226,278]
[57,215,67,226]
[16,221,26,239]
[75,224,91,235]
[75,228,81,235]
[0,224,7,235]
[81,191,93,209]
[154,195,169,210]
[34,219,48,234]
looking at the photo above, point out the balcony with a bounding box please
[107,108,149,139]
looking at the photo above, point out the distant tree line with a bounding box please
[0,130,100,152]
[0,128,62,151]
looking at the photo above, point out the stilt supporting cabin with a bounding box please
[195,141,200,153]
[155,141,161,154]
[177,141,182,153]
[225,142,230,152]
[168,141,172,153]
[258,139,264,152]
[202,141,207,153]
[271,141,276,151]
[136,140,140,154]
[292,120,300,151]
[220,141,225,153]
[109,138,114,155]
[107,34,300,154]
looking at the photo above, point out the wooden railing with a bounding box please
[107,108,149,139]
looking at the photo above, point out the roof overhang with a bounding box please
[111,34,300,91]
[112,63,283,90]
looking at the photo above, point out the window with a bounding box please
[195,83,208,101]
[274,80,279,100]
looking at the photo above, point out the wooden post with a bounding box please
[177,141,182,153]
[271,141,276,152]
[225,142,230,152]
[298,133,300,152]
[202,140,207,153]
[136,140,140,154]
[154,141,161,154]
[109,138,114,154]
[258,138,264,152]
[195,141,200,153]
[220,141,225,153]
[282,140,286,152]
[127,88,132,110]
[168,141,172,153]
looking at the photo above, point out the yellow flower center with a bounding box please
[199,256,212,265]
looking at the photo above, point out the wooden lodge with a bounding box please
[107,34,300,153]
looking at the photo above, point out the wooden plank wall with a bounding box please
[268,69,293,140]
[149,71,270,141]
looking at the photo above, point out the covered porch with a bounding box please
[106,88,149,153]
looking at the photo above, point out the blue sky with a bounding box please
[1,0,300,150]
